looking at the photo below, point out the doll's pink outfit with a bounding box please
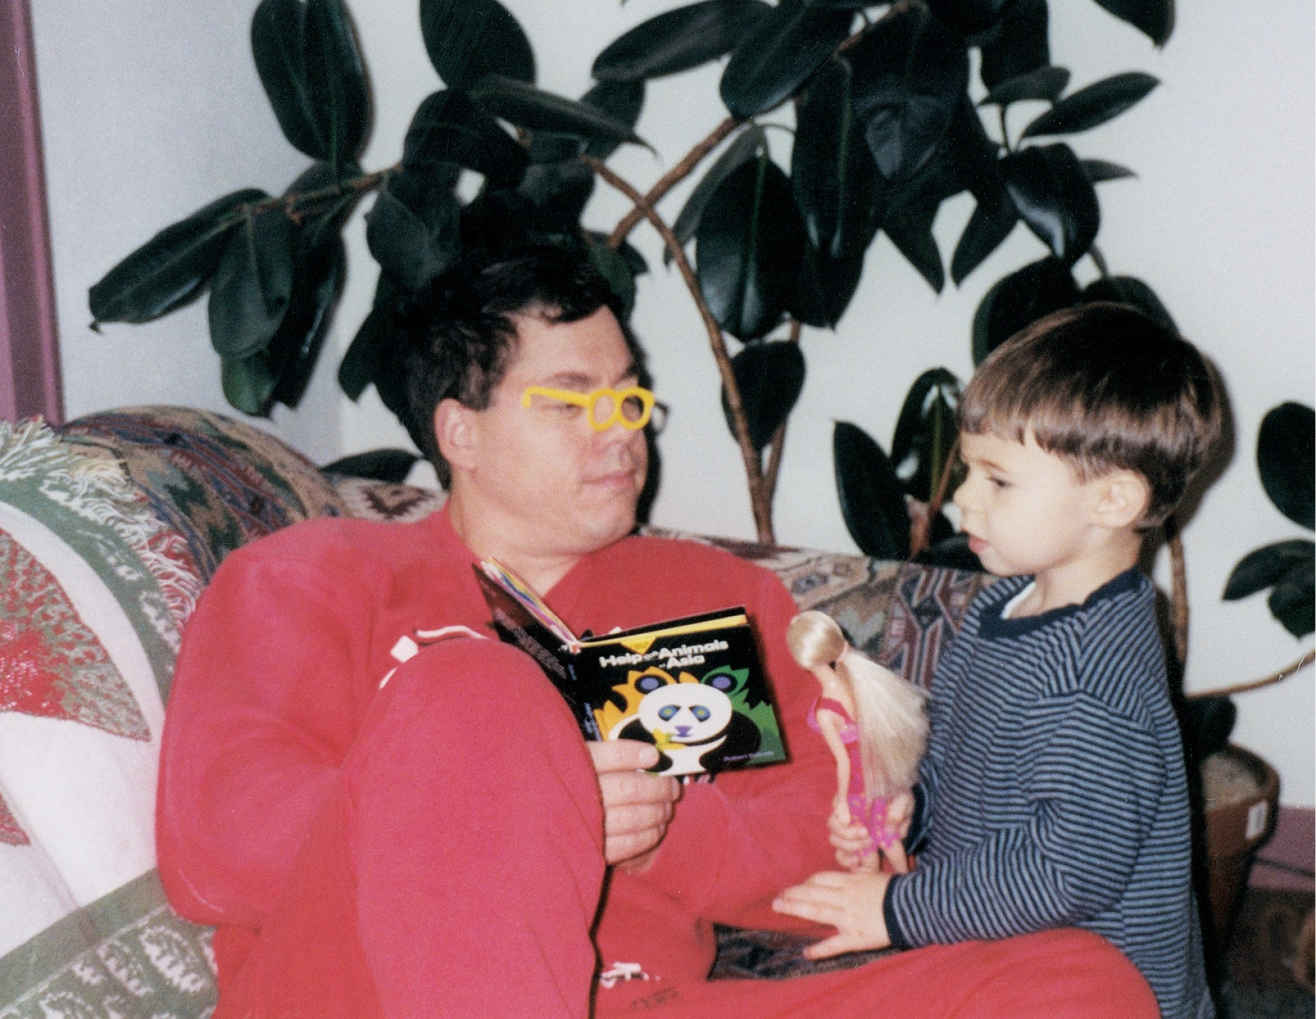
[809,696,898,851]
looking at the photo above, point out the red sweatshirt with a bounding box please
[156,506,837,1011]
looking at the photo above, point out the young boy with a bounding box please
[775,303,1222,1019]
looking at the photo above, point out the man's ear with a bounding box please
[1091,470,1150,529]
[434,398,479,474]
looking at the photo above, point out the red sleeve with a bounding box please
[155,528,378,928]
[634,560,837,925]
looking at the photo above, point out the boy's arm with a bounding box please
[885,689,1160,946]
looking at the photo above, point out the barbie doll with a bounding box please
[786,610,928,873]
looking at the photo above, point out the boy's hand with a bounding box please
[588,740,681,870]
[772,870,892,959]
[828,810,873,870]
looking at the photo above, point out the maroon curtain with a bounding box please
[1,0,63,423]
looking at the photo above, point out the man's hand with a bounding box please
[588,740,681,870]
[772,870,893,959]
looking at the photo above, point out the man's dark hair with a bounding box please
[960,302,1225,528]
[395,242,642,487]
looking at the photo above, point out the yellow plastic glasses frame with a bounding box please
[520,384,663,432]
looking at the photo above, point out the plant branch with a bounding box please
[1165,514,1189,666]
[607,116,740,248]
[586,155,775,542]
[1187,648,1315,700]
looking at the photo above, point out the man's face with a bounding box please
[454,306,649,568]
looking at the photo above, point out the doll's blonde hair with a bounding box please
[786,610,928,799]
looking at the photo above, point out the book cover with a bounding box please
[474,558,786,776]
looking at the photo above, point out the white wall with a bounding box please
[34,2,1314,805]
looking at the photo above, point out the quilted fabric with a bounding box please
[62,406,346,583]
[0,418,216,1017]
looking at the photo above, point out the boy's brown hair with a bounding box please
[960,302,1224,528]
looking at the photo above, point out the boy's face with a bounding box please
[953,430,1110,583]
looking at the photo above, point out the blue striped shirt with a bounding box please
[886,569,1211,1018]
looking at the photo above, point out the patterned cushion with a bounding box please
[61,406,346,583]
[0,418,216,1017]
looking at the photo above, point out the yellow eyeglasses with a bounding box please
[520,384,666,433]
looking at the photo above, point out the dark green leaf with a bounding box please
[269,233,345,408]
[593,0,771,82]
[791,56,878,259]
[586,240,639,321]
[89,188,266,325]
[1092,0,1174,46]
[667,125,767,265]
[222,354,279,416]
[977,0,1049,90]
[471,75,650,149]
[366,173,462,293]
[420,0,534,88]
[251,0,321,158]
[1224,540,1314,599]
[1083,159,1136,183]
[1268,558,1314,638]
[251,0,369,170]
[1001,142,1099,263]
[580,80,647,160]
[890,367,961,501]
[848,7,968,183]
[1258,402,1316,529]
[721,340,806,450]
[302,0,370,173]
[695,155,805,340]
[1081,275,1175,331]
[951,188,1018,284]
[925,0,1012,37]
[833,420,911,559]
[789,236,869,328]
[971,256,1078,362]
[884,202,944,293]
[339,298,393,401]
[979,65,1070,107]
[719,4,854,119]
[518,160,597,232]
[323,448,421,482]
[208,206,297,359]
[402,90,528,186]
[1022,71,1159,138]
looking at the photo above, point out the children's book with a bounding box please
[474,557,787,776]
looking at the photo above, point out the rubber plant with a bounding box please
[1182,401,1315,760]
[89,0,1175,545]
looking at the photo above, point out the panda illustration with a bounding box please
[613,670,761,775]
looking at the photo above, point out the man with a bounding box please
[157,243,1157,1016]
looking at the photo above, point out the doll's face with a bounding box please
[636,683,733,744]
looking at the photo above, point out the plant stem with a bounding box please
[1187,649,1315,700]
[585,156,775,543]
[1165,514,1189,665]
[607,117,740,248]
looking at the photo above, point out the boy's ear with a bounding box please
[434,398,479,474]
[1091,470,1150,529]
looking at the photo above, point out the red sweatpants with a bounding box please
[210,639,1155,1017]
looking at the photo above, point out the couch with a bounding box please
[0,405,988,1017]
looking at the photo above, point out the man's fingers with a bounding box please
[604,799,674,838]
[588,738,659,774]
[596,768,680,812]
